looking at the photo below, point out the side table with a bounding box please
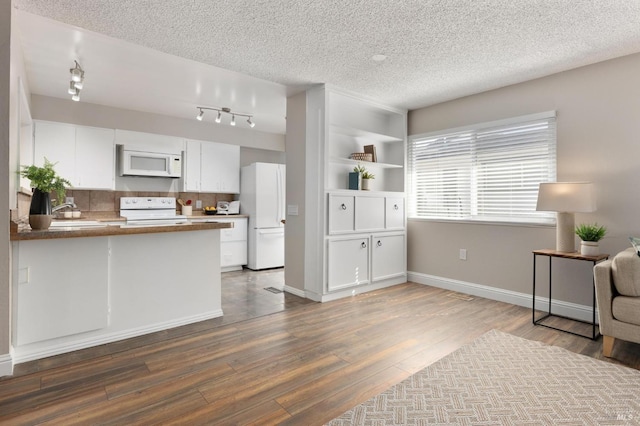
[532,249,609,340]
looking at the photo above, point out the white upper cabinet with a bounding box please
[183,139,240,194]
[34,121,115,191]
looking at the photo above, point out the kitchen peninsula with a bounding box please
[10,220,232,363]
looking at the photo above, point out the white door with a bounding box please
[249,228,284,270]
[75,126,115,190]
[255,163,285,229]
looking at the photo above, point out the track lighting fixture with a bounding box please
[195,106,255,128]
[68,60,85,102]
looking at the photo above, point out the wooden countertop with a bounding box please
[11,219,233,241]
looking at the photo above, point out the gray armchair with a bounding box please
[594,248,640,357]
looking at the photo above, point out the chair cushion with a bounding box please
[612,296,640,326]
[611,248,640,297]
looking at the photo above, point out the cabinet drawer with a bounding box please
[221,241,248,267]
[328,195,355,234]
[355,196,385,231]
[327,236,370,291]
[216,218,247,242]
[385,197,405,229]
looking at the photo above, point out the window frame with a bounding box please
[407,111,557,225]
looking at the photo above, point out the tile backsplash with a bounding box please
[18,190,235,219]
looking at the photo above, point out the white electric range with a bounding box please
[119,197,188,226]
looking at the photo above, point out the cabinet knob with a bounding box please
[341,203,347,210]
[361,241,367,249]
[377,240,382,247]
[394,204,399,210]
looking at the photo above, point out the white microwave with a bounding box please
[117,145,182,178]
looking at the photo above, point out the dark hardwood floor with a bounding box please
[1,271,639,425]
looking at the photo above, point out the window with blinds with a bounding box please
[407,111,556,223]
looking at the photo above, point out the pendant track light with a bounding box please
[68,60,85,102]
[195,106,255,128]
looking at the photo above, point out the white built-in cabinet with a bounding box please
[184,139,240,193]
[302,85,407,300]
[216,217,248,271]
[34,121,115,191]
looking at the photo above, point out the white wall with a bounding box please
[31,95,285,152]
[408,52,640,306]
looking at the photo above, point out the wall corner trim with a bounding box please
[0,353,14,377]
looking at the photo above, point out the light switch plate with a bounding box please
[196,200,202,209]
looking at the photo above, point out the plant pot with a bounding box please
[29,188,53,230]
[29,215,53,230]
[361,178,371,191]
[580,240,599,256]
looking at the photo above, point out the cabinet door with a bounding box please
[34,122,77,188]
[183,140,202,192]
[328,195,355,234]
[15,238,109,346]
[218,218,248,242]
[327,236,370,291]
[355,196,385,231]
[220,241,248,267]
[75,126,115,189]
[371,233,405,282]
[201,142,240,193]
[385,197,405,229]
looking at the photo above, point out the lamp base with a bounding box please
[556,212,576,252]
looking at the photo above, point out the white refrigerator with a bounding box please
[240,162,286,270]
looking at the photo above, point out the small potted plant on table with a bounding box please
[20,158,71,230]
[575,223,607,256]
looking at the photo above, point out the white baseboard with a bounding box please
[408,271,599,324]
[12,309,224,364]
[0,353,13,377]
[284,285,305,298]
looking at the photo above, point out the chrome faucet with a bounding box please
[52,202,77,213]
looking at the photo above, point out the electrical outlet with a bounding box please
[65,197,74,204]
[196,200,202,209]
[459,249,467,260]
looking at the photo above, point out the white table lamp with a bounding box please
[536,182,596,252]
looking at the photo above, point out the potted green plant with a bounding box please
[575,223,607,256]
[353,164,375,191]
[20,158,72,230]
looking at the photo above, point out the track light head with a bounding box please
[72,94,80,102]
[247,117,255,128]
[230,114,236,126]
[73,79,84,90]
[195,106,254,128]
[68,82,78,95]
[215,111,222,123]
[70,61,84,83]
[196,109,204,121]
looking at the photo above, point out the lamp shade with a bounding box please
[536,182,596,213]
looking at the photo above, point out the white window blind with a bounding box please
[408,112,556,223]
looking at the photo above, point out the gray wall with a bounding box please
[1,0,12,366]
[408,52,640,305]
[284,91,307,292]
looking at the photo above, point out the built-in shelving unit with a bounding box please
[300,85,407,302]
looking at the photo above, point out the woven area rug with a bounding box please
[328,330,640,425]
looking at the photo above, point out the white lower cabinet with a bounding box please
[371,233,406,282]
[217,217,248,271]
[14,238,109,346]
[327,235,370,291]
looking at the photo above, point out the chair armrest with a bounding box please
[594,259,615,334]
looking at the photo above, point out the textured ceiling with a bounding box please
[13,0,640,131]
